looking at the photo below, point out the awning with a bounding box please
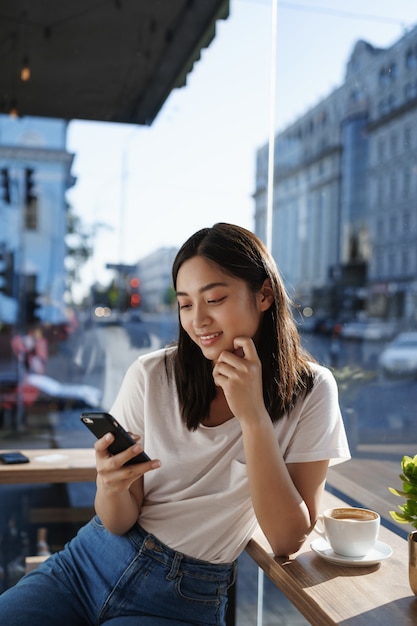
[0,0,229,125]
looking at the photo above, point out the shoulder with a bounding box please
[309,361,337,387]
[127,345,177,380]
[112,346,178,411]
[302,362,340,414]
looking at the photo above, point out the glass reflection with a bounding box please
[1,3,417,621]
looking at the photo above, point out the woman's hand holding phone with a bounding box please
[94,430,160,492]
[80,411,160,492]
[92,429,160,536]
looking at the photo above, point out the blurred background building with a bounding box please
[254,24,417,328]
[136,247,178,312]
[0,116,74,328]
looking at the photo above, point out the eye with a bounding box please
[178,302,191,310]
[207,296,226,304]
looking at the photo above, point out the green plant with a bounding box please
[389,455,417,528]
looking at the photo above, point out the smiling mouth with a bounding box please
[199,332,222,341]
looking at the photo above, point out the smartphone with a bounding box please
[80,411,151,466]
[0,451,30,464]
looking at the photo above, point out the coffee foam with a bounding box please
[329,507,378,521]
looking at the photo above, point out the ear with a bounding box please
[258,278,274,312]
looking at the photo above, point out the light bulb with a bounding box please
[21,57,31,81]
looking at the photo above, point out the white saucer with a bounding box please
[310,537,393,567]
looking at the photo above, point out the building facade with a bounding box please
[136,247,178,313]
[254,27,417,326]
[0,115,74,327]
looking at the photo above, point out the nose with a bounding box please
[193,302,211,329]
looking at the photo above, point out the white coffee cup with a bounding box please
[315,507,380,557]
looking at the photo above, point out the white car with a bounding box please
[340,319,398,341]
[378,332,417,378]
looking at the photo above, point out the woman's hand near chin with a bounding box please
[212,336,268,425]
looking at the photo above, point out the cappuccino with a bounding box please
[329,508,378,522]
[315,507,380,557]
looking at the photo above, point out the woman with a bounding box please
[0,223,350,625]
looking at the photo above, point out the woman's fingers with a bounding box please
[94,432,160,472]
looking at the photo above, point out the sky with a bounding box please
[66,0,417,299]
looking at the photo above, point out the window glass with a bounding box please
[2,1,417,619]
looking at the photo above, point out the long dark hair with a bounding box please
[171,223,315,430]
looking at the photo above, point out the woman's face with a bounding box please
[176,256,270,361]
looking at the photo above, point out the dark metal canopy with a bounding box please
[0,0,229,125]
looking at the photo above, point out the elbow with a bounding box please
[267,522,311,557]
[270,535,308,557]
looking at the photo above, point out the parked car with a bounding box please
[378,332,417,378]
[339,320,368,340]
[340,319,398,341]
[0,371,102,429]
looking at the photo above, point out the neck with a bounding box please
[204,389,234,427]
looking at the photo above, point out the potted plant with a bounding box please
[389,454,417,594]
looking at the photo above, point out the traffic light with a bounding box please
[25,290,41,323]
[24,168,36,206]
[0,249,14,297]
[1,168,10,204]
[130,293,141,307]
[128,276,141,308]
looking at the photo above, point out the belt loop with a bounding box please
[167,552,182,580]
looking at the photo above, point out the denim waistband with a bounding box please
[127,523,237,583]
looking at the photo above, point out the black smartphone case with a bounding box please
[80,412,151,465]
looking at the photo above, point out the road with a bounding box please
[2,314,415,451]
[63,318,417,450]
[0,314,414,622]
[299,331,417,448]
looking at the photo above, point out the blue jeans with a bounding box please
[0,517,236,625]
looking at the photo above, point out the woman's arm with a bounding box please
[94,432,160,535]
[240,413,328,555]
[212,336,329,556]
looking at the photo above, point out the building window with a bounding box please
[389,214,397,235]
[388,62,397,80]
[404,125,411,149]
[350,88,363,102]
[377,176,384,204]
[378,99,388,116]
[25,198,38,231]
[388,94,397,110]
[406,48,417,69]
[389,173,396,200]
[401,248,409,274]
[377,137,385,162]
[379,67,389,86]
[403,211,410,232]
[390,132,397,156]
[388,250,396,276]
[403,168,410,197]
[404,82,416,100]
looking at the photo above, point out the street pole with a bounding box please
[118,128,138,311]
[15,168,27,431]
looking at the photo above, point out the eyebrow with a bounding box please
[176,282,229,297]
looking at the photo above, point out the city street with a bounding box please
[2,315,416,452]
[1,315,416,620]
[301,332,417,447]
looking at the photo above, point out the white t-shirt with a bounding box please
[110,347,350,563]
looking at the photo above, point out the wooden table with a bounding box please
[0,447,97,527]
[0,448,96,484]
[2,450,416,624]
[246,490,417,625]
